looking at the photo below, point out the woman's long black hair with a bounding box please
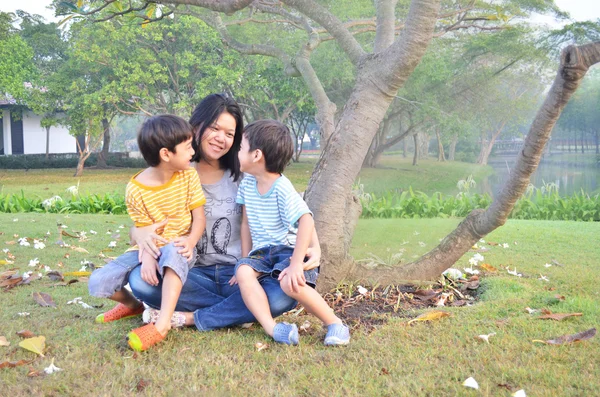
[189,93,243,182]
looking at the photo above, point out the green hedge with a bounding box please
[0,153,146,169]
[1,188,598,221]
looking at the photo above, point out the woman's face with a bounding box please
[200,112,237,163]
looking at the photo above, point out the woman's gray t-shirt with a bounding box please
[194,169,242,267]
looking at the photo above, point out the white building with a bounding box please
[1,103,76,155]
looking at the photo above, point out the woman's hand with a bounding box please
[131,219,169,262]
[303,246,321,271]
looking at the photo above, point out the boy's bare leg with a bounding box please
[281,278,342,326]
[154,268,182,336]
[236,265,276,336]
[109,289,144,310]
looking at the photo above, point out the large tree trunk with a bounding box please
[448,134,458,161]
[403,137,408,158]
[419,132,429,158]
[304,0,443,290]
[595,131,599,154]
[97,118,111,168]
[354,42,600,284]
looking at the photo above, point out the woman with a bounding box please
[127,93,320,331]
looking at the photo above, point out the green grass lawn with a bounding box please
[1,214,598,395]
[0,157,493,198]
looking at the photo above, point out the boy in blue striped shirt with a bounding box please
[234,120,349,346]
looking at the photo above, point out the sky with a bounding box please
[0,0,599,24]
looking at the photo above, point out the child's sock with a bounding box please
[272,322,299,345]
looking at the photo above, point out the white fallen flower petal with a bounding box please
[67,297,83,305]
[464,267,480,275]
[538,274,549,282]
[13,218,18,222]
[473,253,484,262]
[78,301,93,309]
[476,332,496,343]
[525,307,539,314]
[357,285,368,295]
[418,241,426,247]
[34,240,46,250]
[22,271,33,280]
[442,268,464,280]
[18,312,30,317]
[413,231,420,235]
[43,265,51,273]
[463,377,479,389]
[506,267,522,277]
[502,243,509,248]
[44,358,62,374]
[28,258,40,267]
[2,248,9,254]
[118,225,125,229]
[512,390,526,397]
[89,230,97,235]
[18,237,31,247]
[78,266,87,272]
[108,241,117,248]
[479,239,485,243]
[544,263,552,268]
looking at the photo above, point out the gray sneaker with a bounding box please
[324,323,350,346]
[273,322,299,345]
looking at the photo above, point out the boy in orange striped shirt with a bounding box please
[89,115,206,351]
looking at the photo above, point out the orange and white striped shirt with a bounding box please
[126,168,205,250]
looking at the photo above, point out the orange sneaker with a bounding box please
[95,303,144,324]
[127,323,166,352]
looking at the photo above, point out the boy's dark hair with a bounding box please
[137,114,193,167]
[190,93,243,182]
[243,120,293,174]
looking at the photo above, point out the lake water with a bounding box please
[482,154,600,197]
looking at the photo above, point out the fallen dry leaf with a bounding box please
[533,327,596,345]
[46,271,64,281]
[17,330,35,338]
[70,246,89,254]
[554,294,565,301]
[136,379,150,392]
[0,275,23,288]
[32,292,57,308]
[18,336,46,356]
[407,311,450,325]
[381,367,390,375]
[27,366,43,377]
[538,313,583,321]
[0,336,9,346]
[0,359,34,369]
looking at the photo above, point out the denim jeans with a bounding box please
[89,243,195,298]
[128,263,298,331]
[236,245,319,287]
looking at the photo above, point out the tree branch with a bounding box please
[374,0,398,52]
[281,0,366,64]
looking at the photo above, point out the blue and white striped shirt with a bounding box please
[236,174,312,251]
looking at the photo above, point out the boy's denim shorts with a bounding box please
[89,242,197,298]
[235,245,318,287]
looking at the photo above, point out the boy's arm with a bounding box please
[240,205,252,257]
[174,206,205,260]
[304,226,321,270]
[188,206,206,246]
[279,213,314,293]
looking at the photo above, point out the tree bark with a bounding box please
[97,118,111,168]
[402,137,408,158]
[354,42,600,284]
